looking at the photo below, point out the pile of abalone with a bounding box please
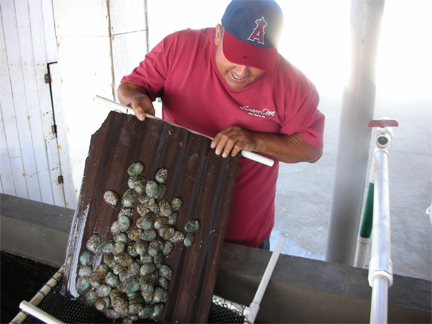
[75,162,199,321]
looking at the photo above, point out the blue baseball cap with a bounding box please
[221,0,284,73]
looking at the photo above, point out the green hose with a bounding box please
[360,182,374,238]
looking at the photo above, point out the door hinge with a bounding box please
[45,73,52,84]
[51,124,57,137]
[58,175,64,184]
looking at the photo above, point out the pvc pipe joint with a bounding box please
[368,255,393,287]
[373,128,393,151]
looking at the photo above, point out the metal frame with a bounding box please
[367,119,397,324]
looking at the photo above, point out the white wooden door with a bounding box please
[0,0,75,208]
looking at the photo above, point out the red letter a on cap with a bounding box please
[248,17,268,45]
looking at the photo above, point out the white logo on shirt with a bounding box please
[240,106,275,118]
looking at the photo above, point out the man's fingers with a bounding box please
[222,145,235,158]
[210,132,222,149]
[130,96,155,121]
[211,126,252,158]
[230,143,242,157]
[215,134,229,156]
[213,132,238,158]
[134,106,146,121]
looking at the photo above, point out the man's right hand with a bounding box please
[128,94,155,121]
[118,82,155,121]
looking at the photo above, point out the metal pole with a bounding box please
[325,0,385,265]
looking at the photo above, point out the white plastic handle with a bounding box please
[19,301,65,324]
[241,150,274,167]
[93,96,274,167]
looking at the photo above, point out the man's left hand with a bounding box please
[210,125,256,158]
[210,125,323,163]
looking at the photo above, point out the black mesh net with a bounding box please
[21,274,246,324]
[207,300,246,324]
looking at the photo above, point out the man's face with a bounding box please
[214,25,265,90]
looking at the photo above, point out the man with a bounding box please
[118,0,325,249]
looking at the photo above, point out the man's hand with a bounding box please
[118,82,155,121]
[211,124,323,164]
[211,125,257,158]
[128,94,155,121]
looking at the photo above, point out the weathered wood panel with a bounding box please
[4,0,43,202]
[0,0,69,207]
[16,0,56,204]
[0,105,15,195]
[40,0,57,63]
[50,62,77,208]
[0,1,29,199]
[63,112,240,323]
[0,10,16,196]
[28,0,69,206]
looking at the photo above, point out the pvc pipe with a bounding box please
[244,236,285,323]
[354,236,371,269]
[19,301,65,324]
[93,96,274,167]
[240,150,274,167]
[356,119,396,270]
[369,150,393,287]
[370,276,389,324]
[11,266,65,324]
[368,149,393,323]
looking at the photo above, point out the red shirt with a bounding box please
[121,28,324,247]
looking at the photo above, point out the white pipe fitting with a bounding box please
[373,127,393,151]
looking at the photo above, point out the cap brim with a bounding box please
[222,30,277,73]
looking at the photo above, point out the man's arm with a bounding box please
[211,124,322,163]
[119,82,322,163]
[117,82,155,121]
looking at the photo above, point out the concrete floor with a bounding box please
[271,92,432,281]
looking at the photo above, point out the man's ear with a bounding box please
[215,24,222,46]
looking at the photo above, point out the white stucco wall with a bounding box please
[52,0,147,200]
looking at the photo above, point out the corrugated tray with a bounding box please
[62,111,240,323]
